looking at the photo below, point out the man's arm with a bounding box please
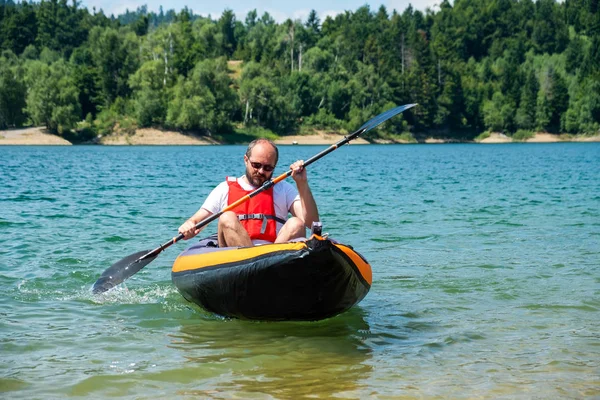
[289,160,319,228]
[177,182,227,239]
[178,208,213,239]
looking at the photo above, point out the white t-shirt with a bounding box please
[201,176,300,243]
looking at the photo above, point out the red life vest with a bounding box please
[226,177,286,242]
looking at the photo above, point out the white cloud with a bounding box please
[291,8,311,22]
[265,8,289,23]
[109,1,144,16]
[387,0,441,14]
[321,9,344,20]
[80,0,441,21]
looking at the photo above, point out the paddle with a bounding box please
[92,103,417,294]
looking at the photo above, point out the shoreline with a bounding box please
[1,127,599,145]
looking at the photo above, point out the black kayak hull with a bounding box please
[171,235,372,321]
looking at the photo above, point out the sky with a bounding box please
[78,0,441,22]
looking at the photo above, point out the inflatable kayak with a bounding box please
[171,235,372,321]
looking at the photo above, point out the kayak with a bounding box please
[171,235,372,321]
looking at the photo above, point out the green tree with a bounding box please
[238,62,295,132]
[218,9,237,57]
[434,67,466,131]
[0,1,37,55]
[304,9,321,48]
[581,35,600,77]
[0,61,27,128]
[167,58,236,132]
[166,76,216,131]
[69,46,102,118]
[536,66,568,131]
[129,59,169,126]
[24,59,81,133]
[132,14,149,36]
[564,35,585,74]
[515,67,539,129]
[532,0,568,54]
[88,26,140,104]
[483,91,515,132]
[286,71,320,117]
[243,13,277,63]
[35,0,82,56]
[172,8,203,76]
[563,79,600,134]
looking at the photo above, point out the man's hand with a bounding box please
[178,220,200,240]
[290,160,307,184]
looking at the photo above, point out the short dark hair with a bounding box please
[246,138,279,164]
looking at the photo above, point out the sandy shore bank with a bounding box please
[1,127,599,145]
[478,132,600,143]
[97,128,219,145]
[274,132,370,145]
[479,132,513,143]
[0,127,72,145]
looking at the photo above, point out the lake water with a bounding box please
[1,143,598,398]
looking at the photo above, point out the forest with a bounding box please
[0,0,599,142]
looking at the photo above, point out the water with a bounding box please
[1,143,599,398]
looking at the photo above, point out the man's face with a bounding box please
[244,143,277,186]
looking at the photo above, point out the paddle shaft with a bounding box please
[92,103,417,294]
[142,126,370,260]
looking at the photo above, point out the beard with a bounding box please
[245,167,271,187]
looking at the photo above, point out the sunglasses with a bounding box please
[249,160,275,172]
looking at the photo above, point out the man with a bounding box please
[178,138,319,247]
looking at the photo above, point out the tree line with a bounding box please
[1,0,599,141]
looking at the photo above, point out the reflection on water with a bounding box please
[168,308,373,398]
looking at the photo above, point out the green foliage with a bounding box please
[0,60,27,128]
[21,45,39,60]
[166,57,237,132]
[94,99,137,136]
[392,132,417,143]
[133,88,166,127]
[474,131,491,141]
[483,92,513,132]
[512,129,535,141]
[535,66,569,132]
[0,1,37,55]
[24,59,81,133]
[515,67,539,130]
[171,8,204,76]
[62,117,97,143]
[370,117,414,141]
[238,62,293,133]
[304,109,344,130]
[532,0,569,54]
[218,9,238,57]
[564,35,585,74]
[69,47,102,118]
[562,78,600,134]
[88,26,140,104]
[166,77,217,131]
[0,0,598,140]
[39,47,60,64]
[303,47,334,73]
[213,125,279,144]
[129,59,170,127]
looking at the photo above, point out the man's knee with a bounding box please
[218,211,240,229]
[286,217,306,235]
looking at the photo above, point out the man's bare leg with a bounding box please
[275,217,307,243]
[218,211,253,247]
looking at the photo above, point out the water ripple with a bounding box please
[0,144,598,399]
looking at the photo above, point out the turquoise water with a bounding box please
[1,143,599,398]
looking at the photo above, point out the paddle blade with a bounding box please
[92,250,158,294]
[357,103,418,134]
